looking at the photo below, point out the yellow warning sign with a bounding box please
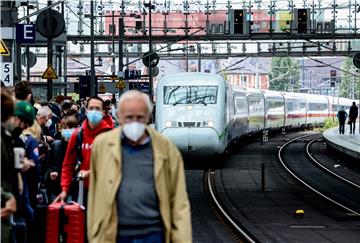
[42,65,58,79]
[116,79,125,89]
[0,40,10,56]
[98,83,106,94]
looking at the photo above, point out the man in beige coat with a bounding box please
[87,90,192,243]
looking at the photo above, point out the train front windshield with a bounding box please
[163,85,218,105]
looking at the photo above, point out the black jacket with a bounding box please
[1,127,19,199]
[44,139,68,198]
[349,104,358,121]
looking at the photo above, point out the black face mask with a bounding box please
[70,109,78,115]
[12,127,23,138]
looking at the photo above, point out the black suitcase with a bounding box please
[11,219,27,243]
[32,204,48,243]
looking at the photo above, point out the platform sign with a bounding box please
[79,76,90,99]
[125,69,141,79]
[0,40,10,56]
[42,65,58,79]
[1,62,13,86]
[16,24,36,43]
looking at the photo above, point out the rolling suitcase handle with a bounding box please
[77,176,84,207]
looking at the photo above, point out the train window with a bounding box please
[300,102,306,109]
[309,103,328,111]
[287,102,293,111]
[235,97,247,114]
[163,85,218,105]
[248,95,264,114]
[267,100,284,110]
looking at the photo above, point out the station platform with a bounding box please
[322,127,360,160]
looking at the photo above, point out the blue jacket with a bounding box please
[21,134,41,208]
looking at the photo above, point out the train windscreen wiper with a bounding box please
[198,101,207,106]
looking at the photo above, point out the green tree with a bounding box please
[269,57,300,91]
[340,57,360,99]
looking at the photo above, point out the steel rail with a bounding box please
[278,134,360,217]
[206,170,258,243]
[306,136,360,190]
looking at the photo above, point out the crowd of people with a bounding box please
[1,81,110,242]
[1,81,192,243]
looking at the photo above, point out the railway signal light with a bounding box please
[229,9,249,35]
[234,9,244,34]
[296,8,309,33]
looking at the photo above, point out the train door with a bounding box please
[304,98,308,125]
[261,90,266,130]
[280,93,286,127]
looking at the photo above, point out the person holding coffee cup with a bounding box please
[1,99,36,196]
[12,101,37,171]
[1,88,19,243]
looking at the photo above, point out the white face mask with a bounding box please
[45,119,52,128]
[123,122,146,142]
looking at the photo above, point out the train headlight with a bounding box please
[165,121,177,127]
[203,121,214,127]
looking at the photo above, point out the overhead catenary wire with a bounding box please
[216,57,248,73]
[305,56,360,78]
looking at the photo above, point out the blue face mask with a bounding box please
[61,128,75,140]
[87,110,103,125]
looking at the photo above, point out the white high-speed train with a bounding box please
[155,73,352,157]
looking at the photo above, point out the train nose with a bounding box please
[161,128,220,156]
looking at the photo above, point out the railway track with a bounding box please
[278,133,360,217]
[202,131,360,242]
[205,169,258,243]
[307,136,360,190]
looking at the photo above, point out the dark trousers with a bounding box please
[349,120,356,134]
[339,121,345,134]
[117,231,164,243]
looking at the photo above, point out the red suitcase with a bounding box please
[45,180,85,243]
[45,202,85,243]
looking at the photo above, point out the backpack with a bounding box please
[68,128,83,201]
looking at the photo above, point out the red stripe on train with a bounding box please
[267,113,336,119]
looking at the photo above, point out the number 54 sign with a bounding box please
[1,62,13,86]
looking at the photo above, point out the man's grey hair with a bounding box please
[117,90,153,114]
[36,106,52,118]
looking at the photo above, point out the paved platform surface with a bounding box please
[323,127,360,160]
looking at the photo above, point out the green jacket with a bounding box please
[87,126,192,243]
